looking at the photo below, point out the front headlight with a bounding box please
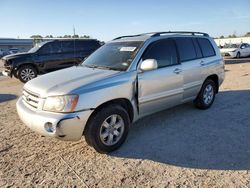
[43,95,79,112]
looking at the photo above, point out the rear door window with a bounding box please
[175,37,197,62]
[197,38,216,57]
[142,39,178,68]
[192,38,203,58]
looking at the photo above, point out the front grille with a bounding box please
[224,53,230,56]
[22,89,40,109]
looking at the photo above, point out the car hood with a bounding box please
[3,52,33,60]
[24,66,121,97]
[220,48,237,53]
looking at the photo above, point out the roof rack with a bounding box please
[113,34,149,40]
[151,31,209,37]
[113,31,209,40]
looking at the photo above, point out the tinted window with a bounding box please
[193,38,203,58]
[175,38,196,62]
[76,40,100,51]
[142,39,178,68]
[197,38,216,57]
[39,42,61,54]
[50,42,62,53]
[39,43,52,54]
[61,41,74,52]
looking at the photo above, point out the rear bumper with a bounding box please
[16,97,93,141]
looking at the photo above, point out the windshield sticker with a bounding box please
[120,47,137,52]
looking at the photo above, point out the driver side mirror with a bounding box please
[139,59,158,72]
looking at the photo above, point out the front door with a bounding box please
[138,39,183,117]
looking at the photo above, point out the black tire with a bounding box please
[13,70,19,79]
[236,52,241,58]
[84,104,130,153]
[194,79,216,110]
[17,65,37,83]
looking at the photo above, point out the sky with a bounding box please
[0,0,250,41]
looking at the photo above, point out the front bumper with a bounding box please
[16,97,93,141]
[221,51,237,58]
[2,69,11,77]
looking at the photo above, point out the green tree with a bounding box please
[72,34,79,38]
[30,35,43,39]
[244,32,250,37]
[45,35,53,38]
[63,35,72,38]
[80,35,90,38]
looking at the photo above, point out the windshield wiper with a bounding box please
[84,64,123,71]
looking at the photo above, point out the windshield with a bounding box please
[82,41,143,71]
[28,41,48,53]
[223,43,240,49]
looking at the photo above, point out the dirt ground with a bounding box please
[0,61,250,188]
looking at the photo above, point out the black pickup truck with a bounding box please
[1,39,101,82]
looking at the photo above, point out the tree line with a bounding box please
[30,34,91,39]
[218,32,250,39]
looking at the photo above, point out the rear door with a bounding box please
[138,39,183,117]
[175,37,203,102]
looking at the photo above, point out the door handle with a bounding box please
[200,61,206,66]
[173,68,182,74]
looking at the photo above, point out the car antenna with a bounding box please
[73,25,77,67]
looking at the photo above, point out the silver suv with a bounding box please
[16,31,225,153]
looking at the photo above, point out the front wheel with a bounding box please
[84,104,130,153]
[194,79,216,110]
[17,65,37,83]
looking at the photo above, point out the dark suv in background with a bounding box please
[1,39,101,82]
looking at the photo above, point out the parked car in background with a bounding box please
[220,43,250,58]
[9,48,19,54]
[1,39,101,82]
[0,49,3,58]
[16,31,225,153]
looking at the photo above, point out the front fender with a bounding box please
[74,71,137,111]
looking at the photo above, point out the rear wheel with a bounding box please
[17,65,37,83]
[84,104,130,153]
[194,79,216,110]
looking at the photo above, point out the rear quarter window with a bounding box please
[175,37,197,62]
[197,38,216,57]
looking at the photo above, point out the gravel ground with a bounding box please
[0,61,250,187]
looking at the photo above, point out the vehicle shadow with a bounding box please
[0,94,17,103]
[111,90,250,170]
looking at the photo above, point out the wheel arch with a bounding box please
[84,98,134,134]
[16,63,39,74]
[205,74,219,93]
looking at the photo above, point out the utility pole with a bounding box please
[73,26,76,37]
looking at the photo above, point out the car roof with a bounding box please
[111,31,210,43]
